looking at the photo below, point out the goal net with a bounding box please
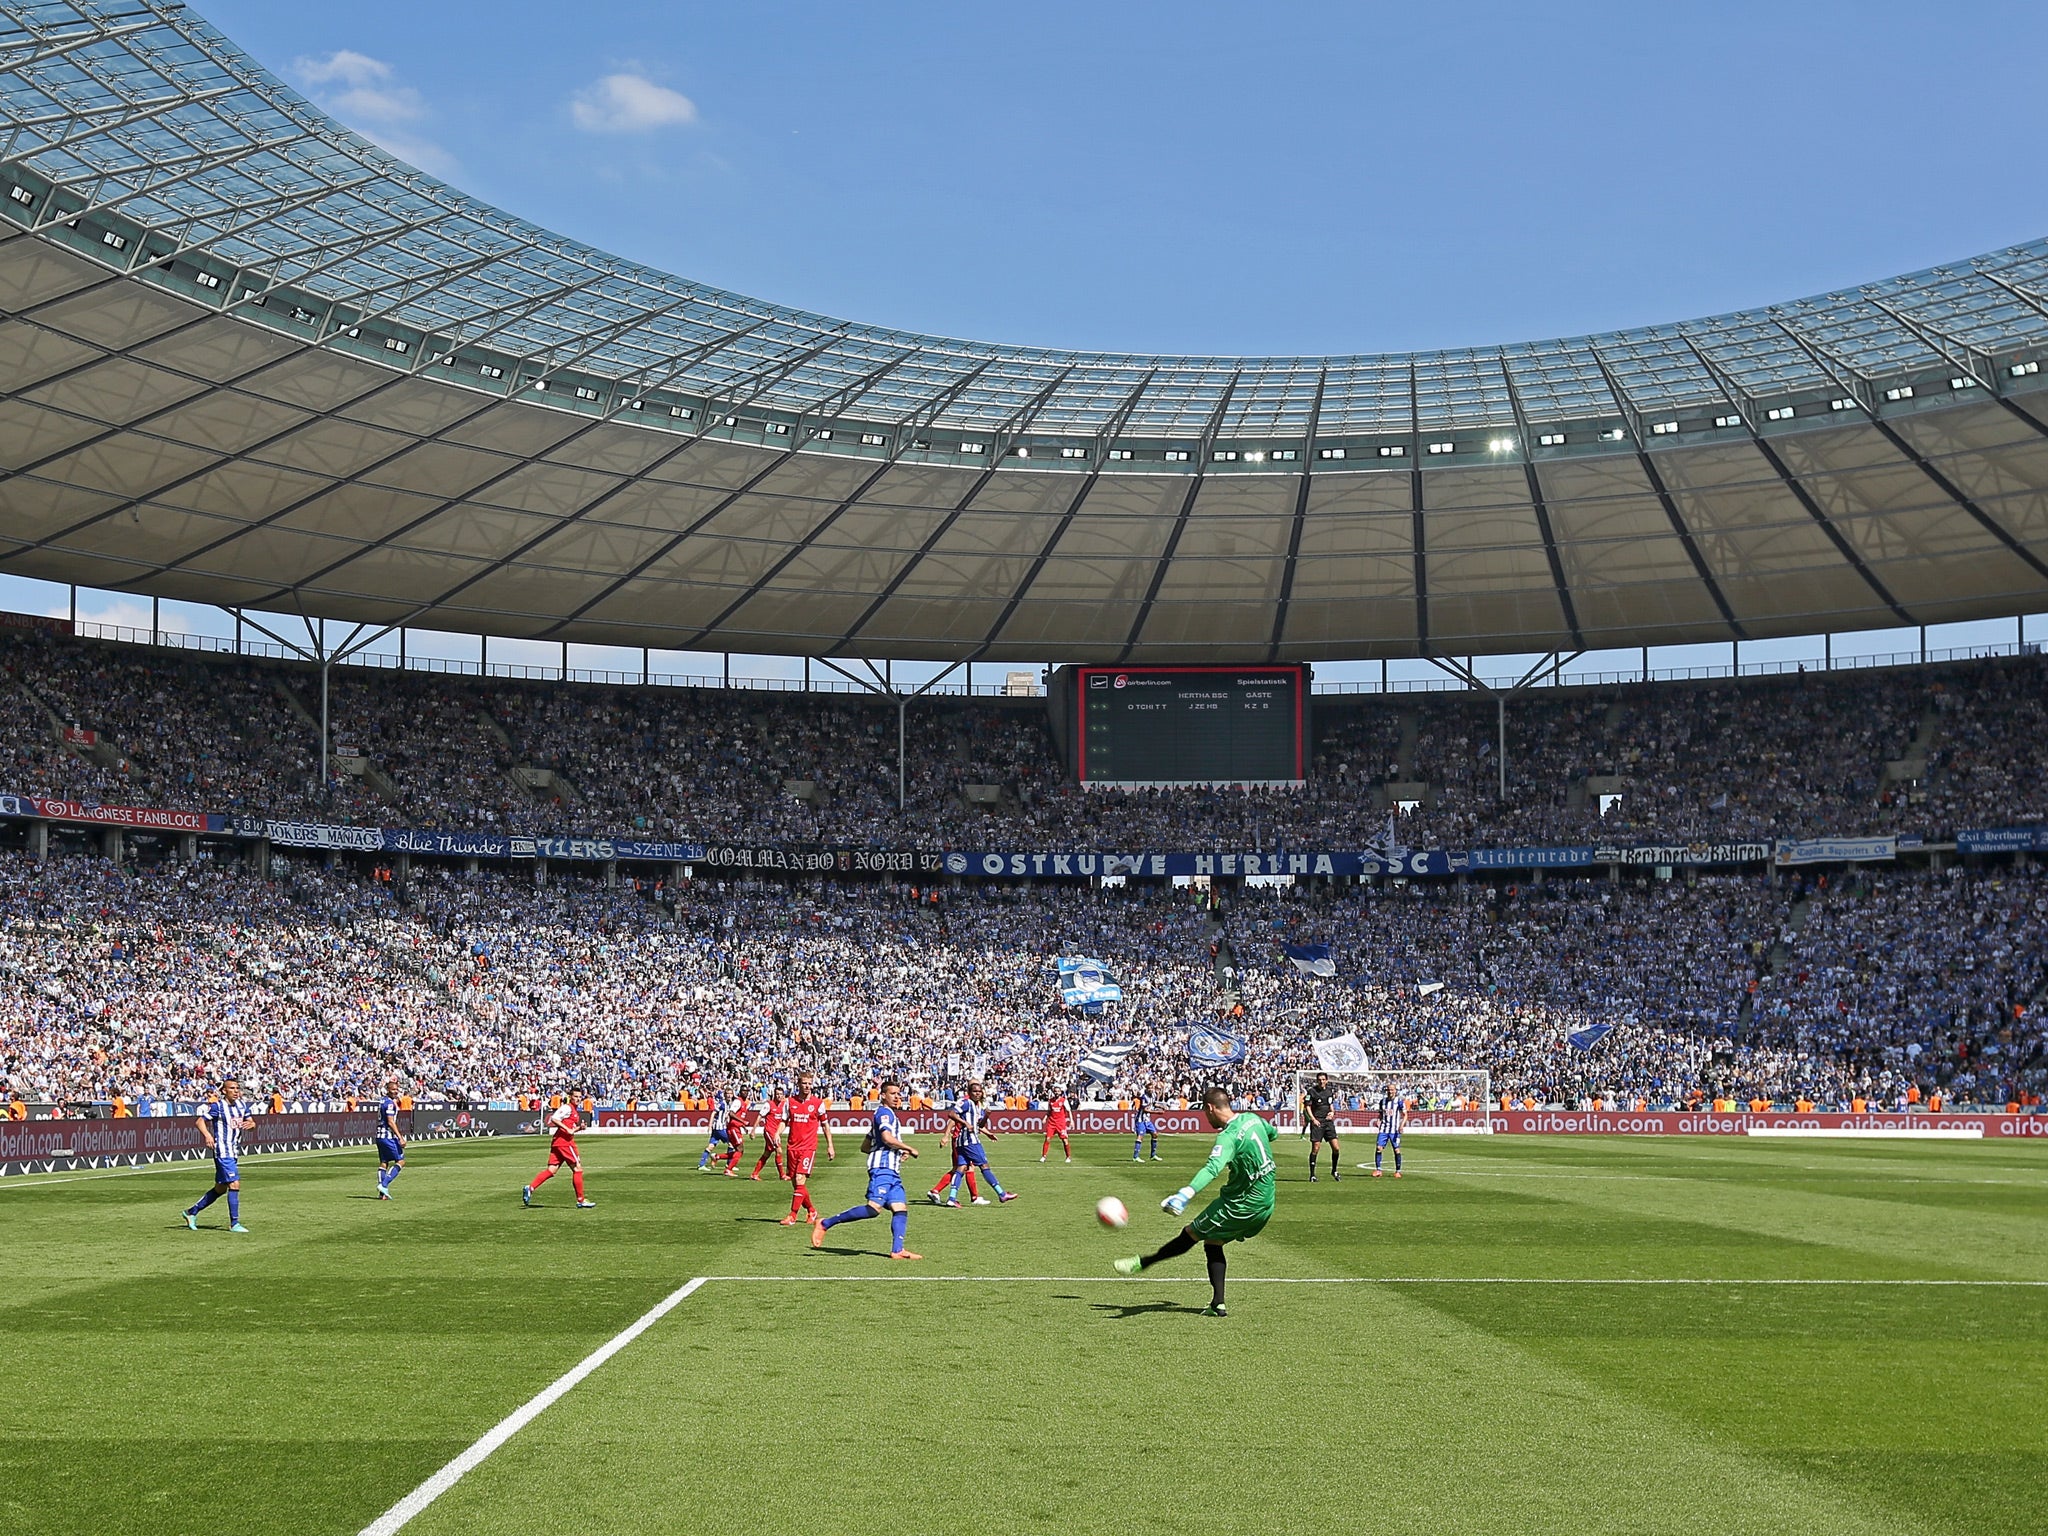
[1292,1067,1494,1135]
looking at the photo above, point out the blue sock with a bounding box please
[189,1188,218,1214]
[821,1204,875,1231]
[227,1191,240,1223]
[947,1169,965,1199]
[985,1170,1005,1196]
[1374,1149,1383,1168]
[698,1149,711,1167]
[1133,1140,1142,1159]
[890,1209,908,1253]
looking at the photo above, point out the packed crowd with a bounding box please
[2,626,2045,850]
[4,846,2042,1114]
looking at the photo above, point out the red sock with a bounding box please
[930,1172,951,1198]
[754,1154,769,1175]
[572,1168,586,1200]
[802,1189,816,1216]
[530,1165,554,1189]
[1060,1133,1070,1155]
[726,1147,741,1170]
[964,1168,980,1198]
[790,1189,805,1217]
[1041,1134,1051,1157]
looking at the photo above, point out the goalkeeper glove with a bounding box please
[1162,1187,1193,1217]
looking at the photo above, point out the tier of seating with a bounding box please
[4,627,2042,848]
[3,850,2040,1112]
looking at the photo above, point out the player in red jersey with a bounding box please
[751,1087,789,1180]
[1041,1089,1073,1163]
[723,1091,754,1176]
[522,1098,595,1208]
[778,1070,838,1225]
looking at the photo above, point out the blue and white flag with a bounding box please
[1053,956,1123,1009]
[1311,1032,1369,1073]
[1417,980,1446,998]
[1077,1042,1138,1082]
[1187,1025,1249,1070]
[1284,943,1336,978]
[1568,1022,1615,1051]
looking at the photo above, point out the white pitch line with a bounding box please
[360,1276,708,1536]
[695,1274,2048,1287]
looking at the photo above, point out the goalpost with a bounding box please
[1291,1067,1494,1135]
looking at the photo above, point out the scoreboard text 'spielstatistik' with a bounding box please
[1071,665,1307,783]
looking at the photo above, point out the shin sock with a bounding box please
[1205,1243,1227,1308]
[1140,1230,1197,1269]
[890,1209,908,1253]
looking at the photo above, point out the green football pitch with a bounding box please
[2,1131,2044,1536]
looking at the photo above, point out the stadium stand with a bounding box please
[5,626,2047,848]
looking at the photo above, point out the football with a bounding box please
[1095,1195,1130,1229]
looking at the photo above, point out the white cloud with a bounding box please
[291,50,455,177]
[570,73,697,133]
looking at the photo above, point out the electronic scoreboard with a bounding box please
[1046,664,1309,784]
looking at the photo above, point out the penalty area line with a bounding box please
[359,1276,707,1536]
[695,1274,2048,1287]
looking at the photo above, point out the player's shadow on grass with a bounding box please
[1089,1300,1206,1320]
[732,1216,800,1225]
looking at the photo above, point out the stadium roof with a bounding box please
[2,0,2048,663]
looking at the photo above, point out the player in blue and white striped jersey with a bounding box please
[374,1080,406,1200]
[811,1079,922,1259]
[1373,1089,1406,1179]
[930,1081,1017,1207]
[183,1079,256,1232]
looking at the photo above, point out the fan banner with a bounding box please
[1774,836,1897,866]
[24,797,218,832]
[1958,825,2048,853]
[945,850,1457,877]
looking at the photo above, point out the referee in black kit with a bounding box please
[1303,1071,1340,1182]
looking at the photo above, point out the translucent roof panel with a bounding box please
[4,1,2048,441]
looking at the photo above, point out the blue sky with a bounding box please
[197,0,2048,356]
[7,0,2047,682]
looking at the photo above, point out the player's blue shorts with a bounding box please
[212,1156,239,1184]
[1135,1119,1157,1135]
[708,1124,733,1145]
[374,1136,404,1163]
[953,1142,990,1167]
[866,1170,907,1207]
[1377,1131,1401,1148]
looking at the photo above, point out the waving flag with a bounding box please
[1568,1023,1615,1051]
[1311,1032,1369,1073]
[1284,943,1336,978]
[1187,1025,1249,1069]
[1417,980,1446,998]
[1077,1042,1138,1082]
[1053,957,1123,1010]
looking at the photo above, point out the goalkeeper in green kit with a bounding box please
[1113,1085,1276,1316]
